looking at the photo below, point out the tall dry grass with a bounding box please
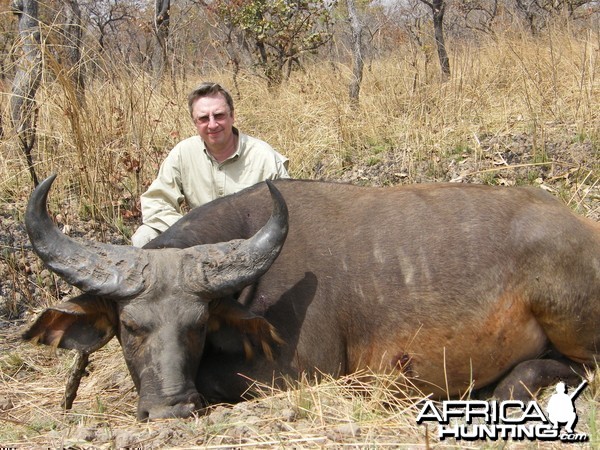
[1,22,598,229]
[1,21,599,448]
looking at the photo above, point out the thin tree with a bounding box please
[82,0,137,53]
[419,0,450,80]
[209,0,334,86]
[347,0,364,105]
[458,0,499,37]
[10,0,42,186]
[62,0,85,104]
[153,0,171,79]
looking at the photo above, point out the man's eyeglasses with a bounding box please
[194,111,230,125]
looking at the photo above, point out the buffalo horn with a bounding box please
[25,175,148,298]
[184,179,289,297]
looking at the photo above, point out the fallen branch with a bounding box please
[62,350,90,410]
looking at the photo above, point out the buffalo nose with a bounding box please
[137,409,150,422]
[140,393,204,421]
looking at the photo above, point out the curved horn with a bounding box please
[183,179,289,297]
[25,175,148,298]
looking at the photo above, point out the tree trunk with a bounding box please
[420,0,451,80]
[152,0,170,80]
[10,0,42,186]
[347,0,364,105]
[62,0,85,105]
[515,0,540,35]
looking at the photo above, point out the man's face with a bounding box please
[191,93,235,152]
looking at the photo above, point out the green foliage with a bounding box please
[589,405,598,446]
[450,142,472,156]
[366,156,381,166]
[211,0,334,84]
[114,216,133,240]
[0,352,26,377]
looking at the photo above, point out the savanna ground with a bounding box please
[1,21,600,449]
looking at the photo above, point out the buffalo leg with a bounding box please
[492,358,585,401]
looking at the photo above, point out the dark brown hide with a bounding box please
[24,178,600,420]
[24,176,288,420]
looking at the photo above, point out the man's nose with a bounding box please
[207,116,219,127]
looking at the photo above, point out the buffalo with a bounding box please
[23,174,599,420]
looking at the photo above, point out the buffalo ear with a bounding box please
[208,297,284,361]
[22,294,118,353]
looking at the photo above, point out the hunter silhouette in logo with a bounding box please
[546,380,588,433]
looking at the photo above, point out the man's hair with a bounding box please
[187,82,234,117]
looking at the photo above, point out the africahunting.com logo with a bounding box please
[417,380,589,442]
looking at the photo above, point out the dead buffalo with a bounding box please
[23,175,599,420]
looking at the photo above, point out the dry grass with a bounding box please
[2,324,599,448]
[2,23,598,215]
[1,21,599,448]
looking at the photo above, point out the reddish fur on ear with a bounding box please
[209,297,284,360]
[24,310,78,348]
[22,296,118,353]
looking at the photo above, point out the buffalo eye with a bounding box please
[120,316,149,337]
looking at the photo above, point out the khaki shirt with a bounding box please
[140,129,289,232]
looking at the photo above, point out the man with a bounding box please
[131,82,290,247]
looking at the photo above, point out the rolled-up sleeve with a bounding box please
[140,148,185,232]
[275,152,290,178]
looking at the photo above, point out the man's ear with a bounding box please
[22,293,118,353]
